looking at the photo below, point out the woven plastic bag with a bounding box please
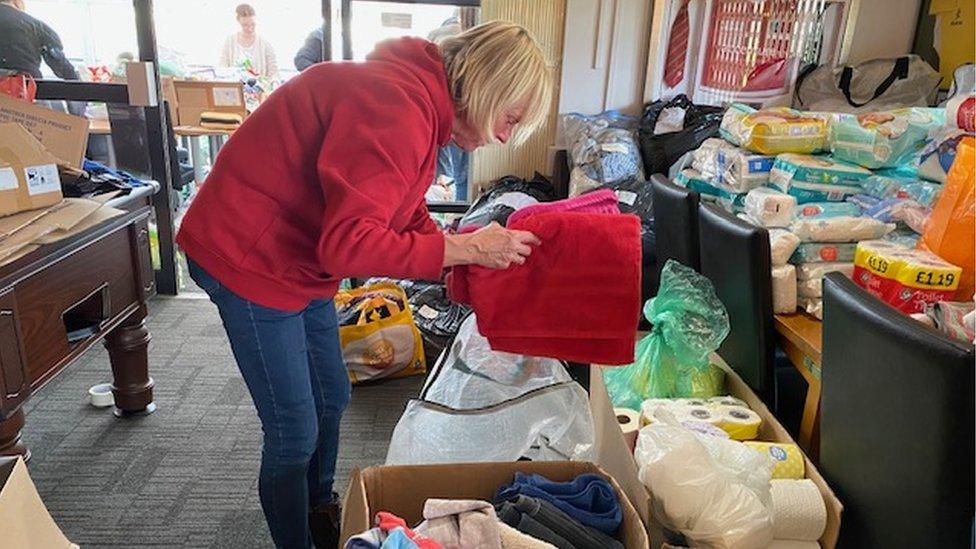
[919,136,976,300]
[604,260,730,408]
[334,283,426,384]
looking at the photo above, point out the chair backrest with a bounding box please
[820,273,975,548]
[650,174,700,286]
[697,203,775,402]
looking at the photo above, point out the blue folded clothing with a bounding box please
[495,473,622,535]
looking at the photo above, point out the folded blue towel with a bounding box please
[495,473,622,535]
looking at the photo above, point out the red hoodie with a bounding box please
[177,38,451,311]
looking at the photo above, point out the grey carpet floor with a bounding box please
[21,296,424,548]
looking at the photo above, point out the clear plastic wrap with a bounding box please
[604,260,730,406]
[720,104,829,155]
[385,315,595,465]
[563,111,645,186]
[769,229,801,267]
[634,415,775,549]
[790,216,895,242]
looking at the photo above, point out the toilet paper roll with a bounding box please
[676,398,709,407]
[715,405,762,440]
[771,479,828,541]
[708,395,748,408]
[640,399,676,425]
[772,264,798,314]
[615,408,640,452]
[766,541,820,549]
[744,441,806,479]
[675,405,723,426]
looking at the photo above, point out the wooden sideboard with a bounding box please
[0,192,157,459]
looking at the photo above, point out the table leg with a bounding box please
[0,408,28,460]
[779,336,822,457]
[189,136,206,185]
[105,305,155,418]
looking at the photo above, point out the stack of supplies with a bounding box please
[853,240,962,314]
[720,104,829,155]
[769,154,872,204]
[829,108,945,169]
[795,263,855,319]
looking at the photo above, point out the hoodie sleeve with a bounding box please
[405,200,442,235]
[315,89,445,280]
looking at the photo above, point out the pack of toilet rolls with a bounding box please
[639,396,762,440]
[853,240,962,313]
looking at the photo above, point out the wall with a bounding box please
[845,0,923,64]
[558,0,653,119]
[472,0,568,190]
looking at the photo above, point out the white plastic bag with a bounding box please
[386,315,596,465]
[795,55,941,113]
[634,414,775,549]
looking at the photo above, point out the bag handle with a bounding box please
[839,56,910,108]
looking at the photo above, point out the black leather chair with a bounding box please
[651,174,700,286]
[820,274,975,548]
[697,203,776,403]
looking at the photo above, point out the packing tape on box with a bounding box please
[771,479,828,541]
[743,441,805,479]
[614,408,640,453]
[714,405,762,440]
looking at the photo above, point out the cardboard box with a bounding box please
[173,80,246,127]
[124,61,159,107]
[341,461,650,549]
[161,76,178,127]
[0,198,109,265]
[0,123,64,218]
[591,356,843,548]
[0,456,78,548]
[0,94,89,169]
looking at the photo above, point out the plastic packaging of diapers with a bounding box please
[720,103,829,155]
[797,278,823,298]
[744,188,797,228]
[692,138,731,179]
[791,242,857,263]
[853,240,962,313]
[769,154,872,203]
[675,169,748,213]
[829,108,946,169]
[794,201,862,220]
[772,265,798,314]
[796,262,855,281]
[862,174,944,207]
[716,145,776,192]
[798,297,823,320]
[791,216,895,242]
[918,127,970,183]
[770,229,801,266]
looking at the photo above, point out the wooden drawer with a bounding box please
[0,290,28,420]
[15,224,141,386]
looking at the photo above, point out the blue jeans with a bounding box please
[188,260,351,549]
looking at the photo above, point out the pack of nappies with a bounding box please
[918,127,970,183]
[794,202,862,220]
[796,262,855,281]
[769,154,872,204]
[716,146,776,192]
[791,242,857,264]
[853,240,962,313]
[676,169,747,213]
[745,187,797,228]
[772,264,798,314]
[798,297,823,320]
[863,174,944,207]
[721,104,829,155]
[770,229,802,266]
[691,138,730,180]
[791,216,895,242]
[797,278,823,298]
[830,108,946,169]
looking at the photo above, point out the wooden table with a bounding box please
[173,125,236,184]
[774,312,823,458]
[0,192,157,460]
[88,118,111,135]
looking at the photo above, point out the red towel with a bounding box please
[448,212,641,365]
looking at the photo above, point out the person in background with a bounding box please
[178,21,551,549]
[220,3,278,80]
[0,0,78,87]
[428,12,471,201]
[294,26,327,72]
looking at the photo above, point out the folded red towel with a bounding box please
[448,211,641,365]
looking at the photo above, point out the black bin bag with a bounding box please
[638,95,724,176]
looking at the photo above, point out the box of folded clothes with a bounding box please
[340,460,650,548]
[590,358,843,548]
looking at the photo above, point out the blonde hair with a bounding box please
[439,21,552,146]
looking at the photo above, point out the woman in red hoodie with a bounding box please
[177,21,551,549]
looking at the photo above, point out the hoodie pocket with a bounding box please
[207,185,281,265]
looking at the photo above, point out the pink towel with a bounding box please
[506,189,621,226]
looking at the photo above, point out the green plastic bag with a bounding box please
[604,260,731,408]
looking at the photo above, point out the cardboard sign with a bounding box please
[0,94,89,169]
[0,123,64,217]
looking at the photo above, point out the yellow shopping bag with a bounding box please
[335,283,426,384]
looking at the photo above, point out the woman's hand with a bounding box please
[444,222,541,269]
